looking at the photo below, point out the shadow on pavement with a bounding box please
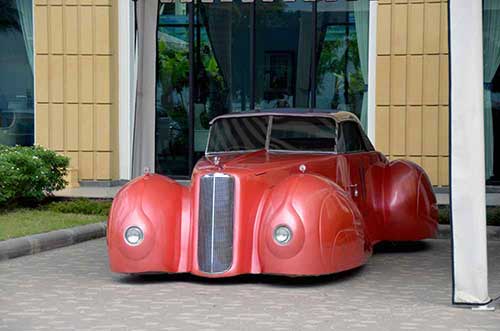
[373,240,432,254]
[115,265,365,287]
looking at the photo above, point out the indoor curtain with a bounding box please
[483,0,500,180]
[16,0,33,72]
[353,0,369,129]
[132,0,158,178]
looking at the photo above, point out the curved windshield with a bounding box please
[206,115,337,154]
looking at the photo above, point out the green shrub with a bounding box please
[0,145,69,207]
[439,205,500,226]
[45,198,111,216]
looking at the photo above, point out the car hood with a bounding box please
[194,149,337,175]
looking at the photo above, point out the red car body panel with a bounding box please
[107,112,438,277]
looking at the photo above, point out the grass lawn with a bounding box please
[0,199,111,241]
[0,209,105,241]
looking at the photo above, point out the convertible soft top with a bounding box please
[209,108,361,125]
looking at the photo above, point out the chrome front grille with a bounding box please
[197,173,235,273]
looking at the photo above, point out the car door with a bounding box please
[337,121,377,212]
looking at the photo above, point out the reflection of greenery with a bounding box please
[158,40,189,110]
[157,40,189,156]
[197,43,229,129]
[317,33,364,112]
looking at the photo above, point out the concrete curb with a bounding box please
[0,222,107,261]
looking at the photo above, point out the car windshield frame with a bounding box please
[205,114,339,155]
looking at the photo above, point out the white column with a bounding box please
[367,0,377,143]
[449,0,490,305]
[118,0,135,180]
[131,0,158,178]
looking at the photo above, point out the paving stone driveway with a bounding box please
[0,239,499,331]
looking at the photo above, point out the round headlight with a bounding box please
[274,225,292,245]
[124,226,143,246]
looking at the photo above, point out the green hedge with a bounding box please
[45,198,111,216]
[0,145,69,207]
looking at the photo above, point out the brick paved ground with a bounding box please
[0,239,499,330]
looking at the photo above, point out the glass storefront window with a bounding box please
[194,1,251,160]
[155,2,190,176]
[255,0,313,109]
[0,0,34,146]
[155,0,369,177]
[483,0,500,183]
[317,0,368,123]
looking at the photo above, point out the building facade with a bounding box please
[1,0,498,188]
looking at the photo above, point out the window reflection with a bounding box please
[0,0,34,146]
[255,0,313,109]
[154,0,369,177]
[317,0,368,122]
[155,2,190,177]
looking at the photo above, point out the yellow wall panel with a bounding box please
[79,6,93,55]
[390,56,407,105]
[80,56,93,103]
[94,56,111,103]
[376,56,391,105]
[64,55,78,103]
[79,104,93,151]
[35,104,49,147]
[423,2,441,54]
[35,55,49,103]
[49,6,64,54]
[94,0,112,5]
[407,156,422,167]
[35,0,117,181]
[422,106,438,155]
[65,151,79,169]
[95,152,111,179]
[35,6,48,54]
[440,1,448,53]
[407,55,423,105]
[95,6,112,55]
[422,54,439,105]
[406,106,422,155]
[391,4,408,54]
[438,156,449,186]
[390,106,406,155]
[64,6,79,54]
[49,55,64,103]
[439,106,449,155]
[376,0,448,186]
[79,152,94,180]
[377,4,392,55]
[95,105,111,151]
[376,107,390,154]
[49,104,64,151]
[439,54,449,105]
[65,104,79,151]
[422,156,438,184]
[408,3,424,54]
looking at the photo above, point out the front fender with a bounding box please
[258,174,369,275]
[107,174,185,273]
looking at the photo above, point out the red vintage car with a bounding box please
[107,110,438,277]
